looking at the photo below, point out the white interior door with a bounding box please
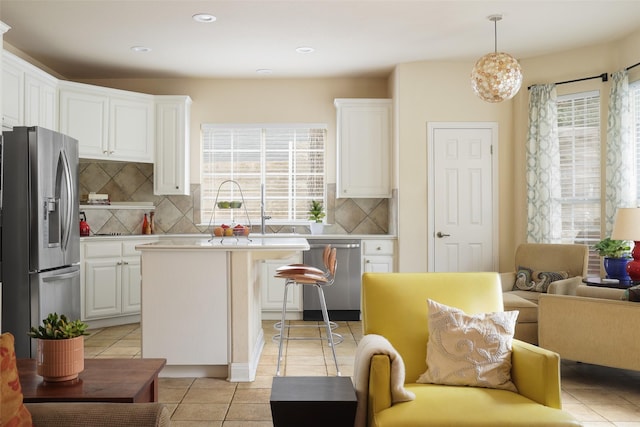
[427,123,498,272]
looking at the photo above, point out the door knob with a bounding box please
[436,231,450,238]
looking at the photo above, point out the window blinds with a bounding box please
[201,124,326,225]
[557,91,601,274]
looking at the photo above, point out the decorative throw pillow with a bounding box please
[512,266,534,291]
[1,333,33,426]
[416,299,518,392]
[531,271,568,292]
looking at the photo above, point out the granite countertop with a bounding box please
[135,237,310,251]
[81,233,396,242]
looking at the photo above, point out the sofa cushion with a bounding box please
[416,299,518,392]
[1,333,33,427]
[502,292,538,323]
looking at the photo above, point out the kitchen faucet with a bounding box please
[260,184,271,234]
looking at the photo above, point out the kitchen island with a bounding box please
[136,237,309,382]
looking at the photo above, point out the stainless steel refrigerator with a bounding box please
[1,126,80,358]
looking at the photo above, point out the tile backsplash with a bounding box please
[79,160,395,236]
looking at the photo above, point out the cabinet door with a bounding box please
[154,96,191,195]
[335,99,392,198]
[363,255,394,273]
[2,58,23,129]
[84,258,121,319]
[60,86,109,159]
[109,95,154,162]
[121,256,141,313]
[261,255,302,312]
[25,73,58,130]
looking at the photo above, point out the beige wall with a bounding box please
[393,60,514,272]
[76,77,389,185]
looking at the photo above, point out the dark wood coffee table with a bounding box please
[18,358,166,403]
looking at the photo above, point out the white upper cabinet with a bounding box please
[335,98,392,198]
[2,55,23,129]
[25,72,58,130]
[154,95,192,195]
[2,50,58,131]
[59,81,154,163]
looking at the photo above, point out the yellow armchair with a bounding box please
[360,272,580,426]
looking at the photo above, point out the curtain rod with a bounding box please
[627,61,640,71]
[527,73,608,90]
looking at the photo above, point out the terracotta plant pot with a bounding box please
[36,336,85,382]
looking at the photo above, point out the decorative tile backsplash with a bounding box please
[79,160,394,236]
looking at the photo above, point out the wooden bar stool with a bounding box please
[273,245,342,376]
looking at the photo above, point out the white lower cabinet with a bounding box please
[81,239,153,321]
[362,239,395,273]
[260,254,303,317]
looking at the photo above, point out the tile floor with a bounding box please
[85,321,640,426]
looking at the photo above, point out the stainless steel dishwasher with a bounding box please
[303,239,362,321]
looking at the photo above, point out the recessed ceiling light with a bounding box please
[295,46,315,54]
[256,69,273,75]
[131,46,151,53]
[193,13,216,23]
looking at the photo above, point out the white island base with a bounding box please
[137,237,309,382]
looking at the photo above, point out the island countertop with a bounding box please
[136,237,310,251]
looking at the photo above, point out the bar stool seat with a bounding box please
[273,245,342,376]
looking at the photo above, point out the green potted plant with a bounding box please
[28,313,89,382]
[308,200,325,235]
[593,237,631,282]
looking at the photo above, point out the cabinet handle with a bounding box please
[175,186,179,189]
[116,261,122,265]
[366,259,370,263]
[103,150,109,154]
[376,246,382,251]
[123,261,129,265]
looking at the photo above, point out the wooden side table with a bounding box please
[17,358,166,403]
[270,376,357,427]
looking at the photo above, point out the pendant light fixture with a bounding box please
[471,14,523,103]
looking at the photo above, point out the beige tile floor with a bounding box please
[85,321,640,426]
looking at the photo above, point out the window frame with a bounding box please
[200,123,327,228]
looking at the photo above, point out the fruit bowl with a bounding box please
[229,201,242,208]
[217,201,230,208]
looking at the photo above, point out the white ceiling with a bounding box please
[1,0,640,80]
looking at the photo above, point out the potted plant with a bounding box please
[28,313,89,382]
[308,200,325,235]
[593,237,632,282]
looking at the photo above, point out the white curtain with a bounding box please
[526,84,562,243]
[605,69,635,235]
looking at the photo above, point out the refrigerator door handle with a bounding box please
[42,270,79,282]
[60,149,74,251]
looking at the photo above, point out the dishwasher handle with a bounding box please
[309,242,361,249]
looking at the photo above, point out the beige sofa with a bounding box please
[500,243,589,344]
[539,292,640,371]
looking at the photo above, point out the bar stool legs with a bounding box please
[274,279,342,377]
[316,284,341,376]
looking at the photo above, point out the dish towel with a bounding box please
[353,334,415,427]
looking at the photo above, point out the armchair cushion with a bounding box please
[416,299,518,392]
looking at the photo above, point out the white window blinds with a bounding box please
[557,91,601,274]
[201,124,326,226]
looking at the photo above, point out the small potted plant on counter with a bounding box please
[308,200,326,235]
[28,313,89,382]
[593,237,632,282]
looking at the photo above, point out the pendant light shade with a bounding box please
[471,15,523,103]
